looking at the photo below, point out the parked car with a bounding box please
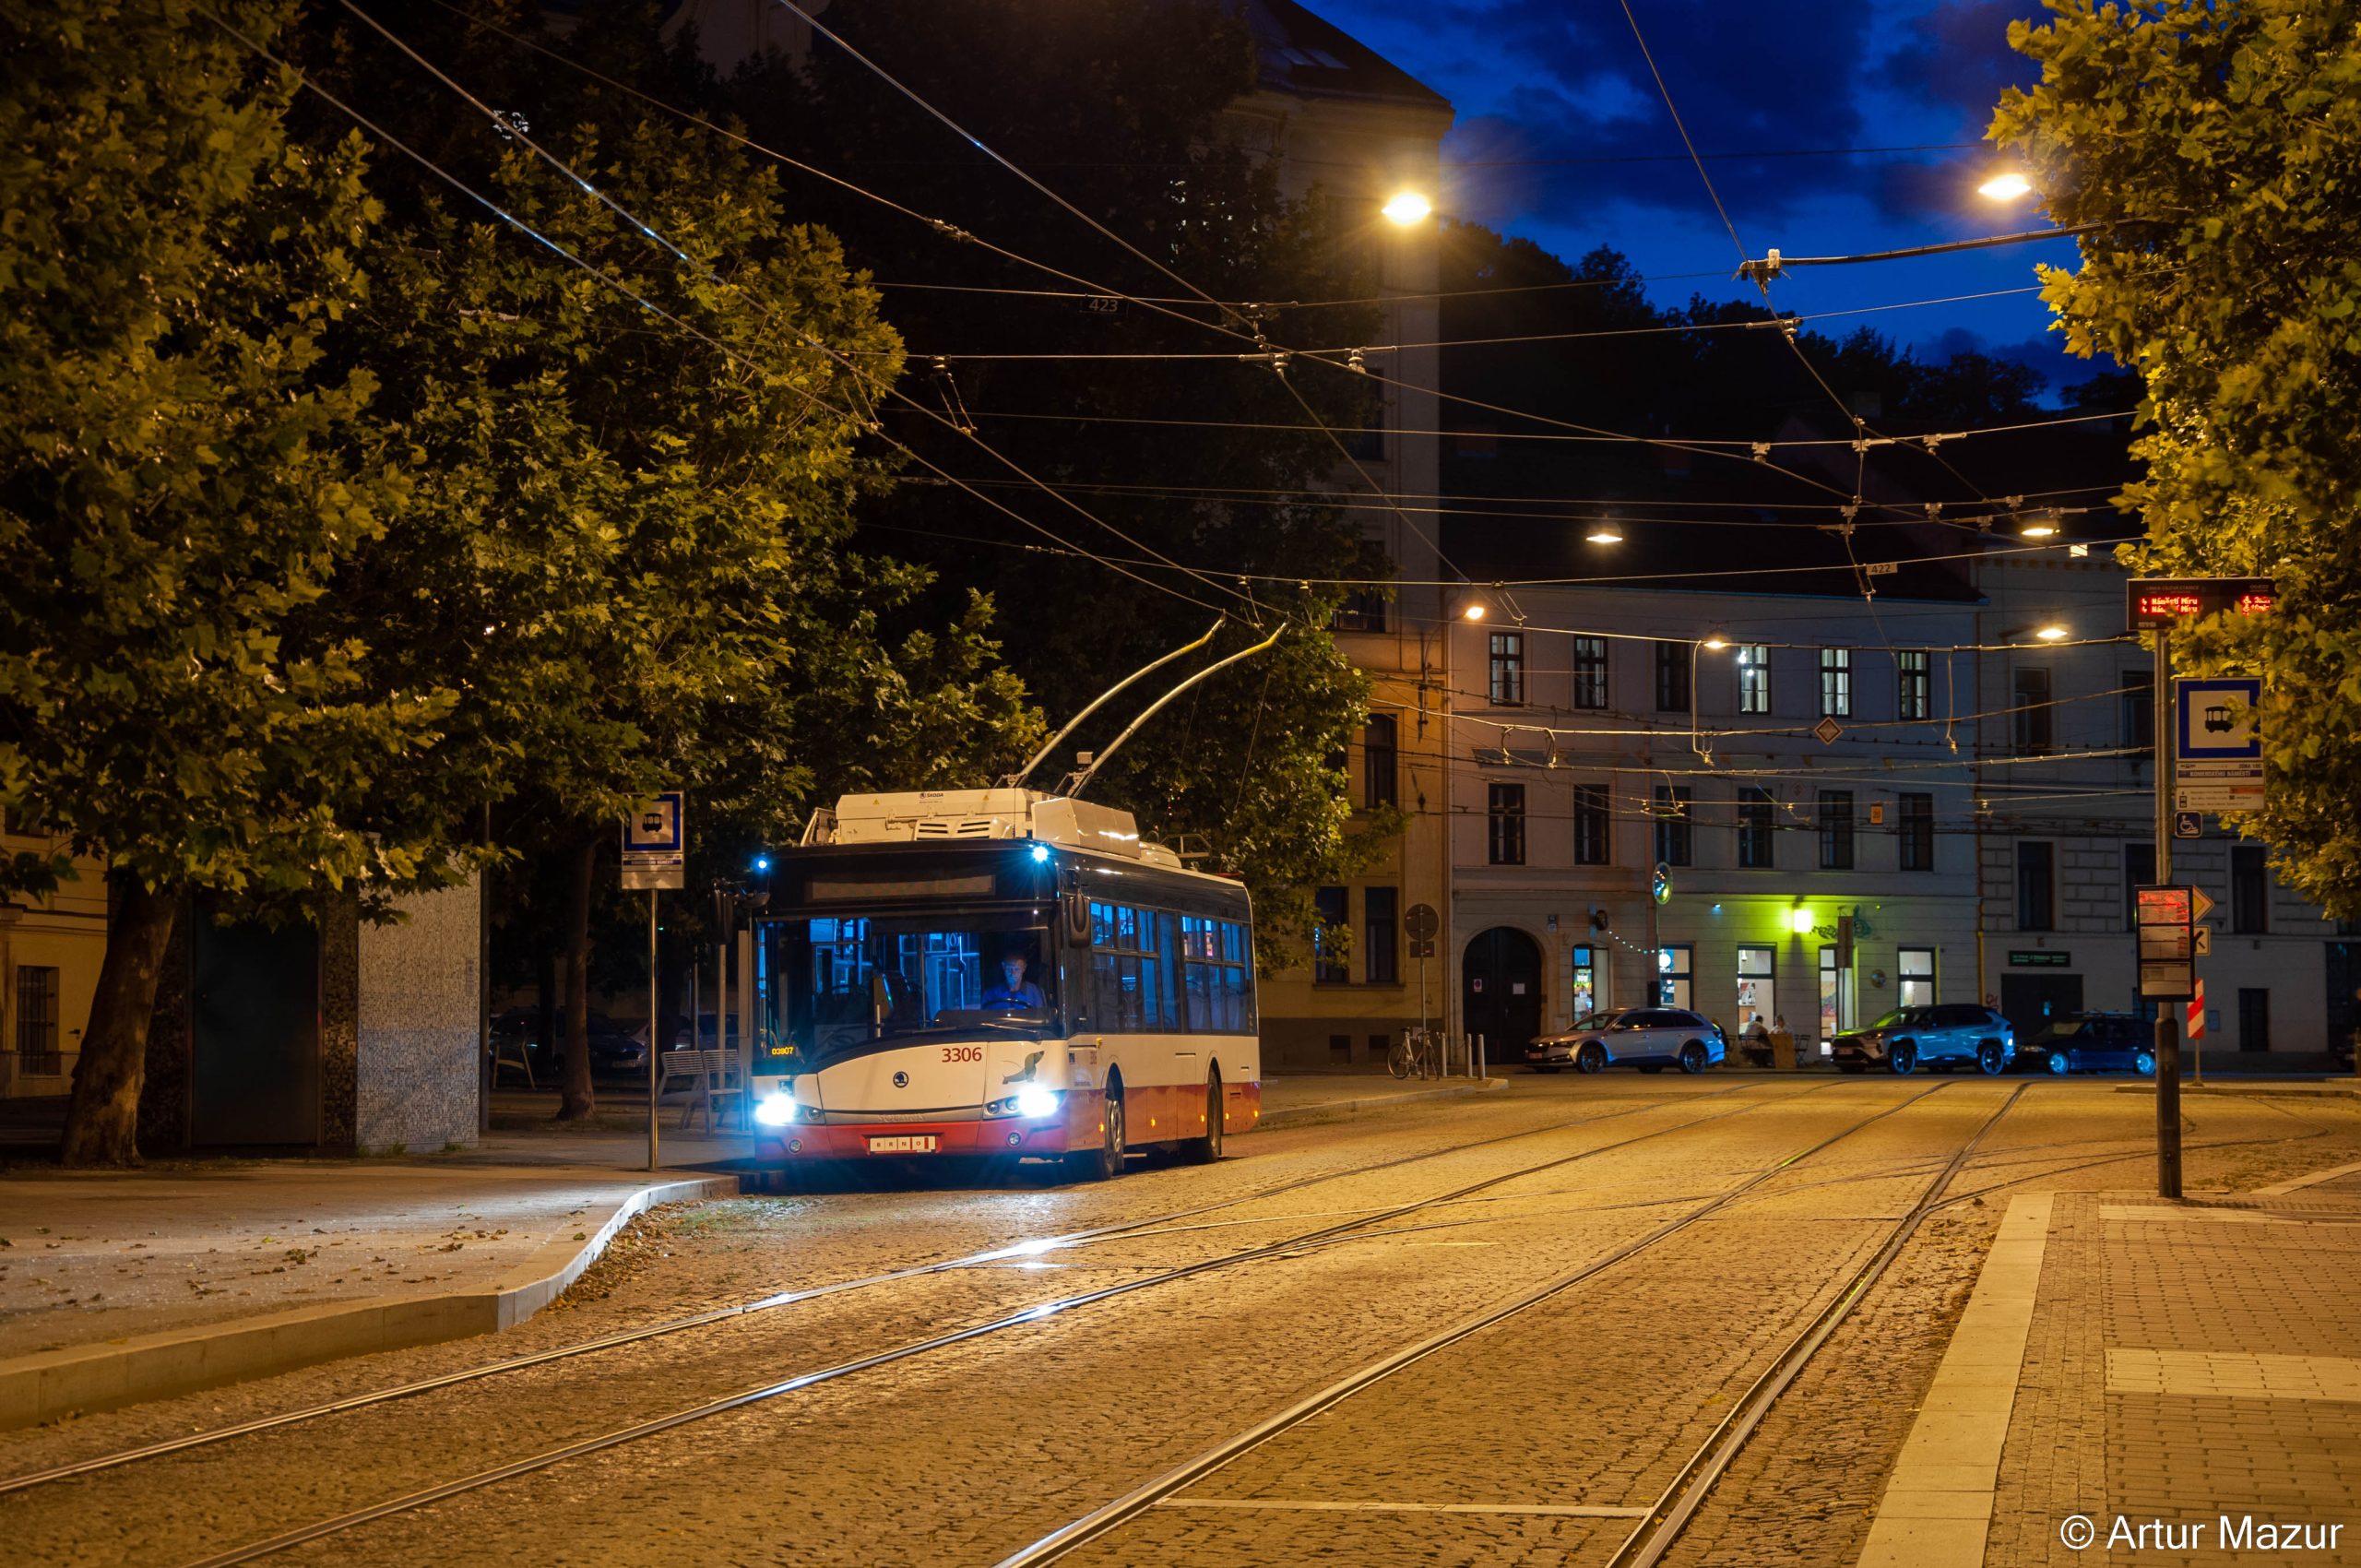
[1831,1004,2013,1075]
[495,1008,649,1077]
[1526,1007,1726,1075]
[2016,1012,2156,1076]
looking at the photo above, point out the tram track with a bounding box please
[0,1084,1782,1501]
[990,1081,2025,1568]
[128,1082,1872,1568]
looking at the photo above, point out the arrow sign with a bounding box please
[2193,924,2213,957]
[2189,887,2215,923]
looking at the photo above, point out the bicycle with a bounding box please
[1388,1028,1440,1080]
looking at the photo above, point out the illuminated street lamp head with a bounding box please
[2020,517,2060,539]
[1462,601,1488,622]
[1702,636,1729,651]
[1585,526,1623,544]
[1977,170,2034,201]
[1789,907,1815,934]
[1382,190,1432,226]
[2035,624,2070,642]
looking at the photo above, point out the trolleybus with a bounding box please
[746,789,1261,1179]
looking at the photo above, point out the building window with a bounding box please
[2013,667,2053,755]
[1897,649,1929,721]
[2121,670,2153,753]
[1364,885,1399,984]
[16,965,61,1076]
[1738,644,1770,714]
[1657,944,1692,1009]
[1571,636,1608,709]
[1738,786,1775,869]
[1572,944,1598,1017]
[1362,714,1397,811]
[1488,782,1526,865]
[1818,790,1855,870]
[1572,784,1609,865]
[1330,1032,1353,1064]
[1333,589,1389,634]
[2017,840,2055,931]
[1898,792,1934,872]
[2123,841,2155,930]
[2232,845,2269,933]
[1655,642,1690,712]
[1898,947,1936,1009]
[1736,944,1775,1032]
[1821,647,1852,718]
[1653,785,1693,867]
[1312,885,1348,983]
[1489,633,1525,707]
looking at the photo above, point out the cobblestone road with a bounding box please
[2,1076,2353,1568]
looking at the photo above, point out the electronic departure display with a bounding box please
[2126,576,2275,630]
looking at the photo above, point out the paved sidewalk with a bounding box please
[1860,1162,2361,1566]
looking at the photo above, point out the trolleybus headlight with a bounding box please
[988,1087,1063,1119]
[754,1096,800,1127]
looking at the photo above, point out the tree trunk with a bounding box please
[556,832,599,1121]
[62,877,181,1167]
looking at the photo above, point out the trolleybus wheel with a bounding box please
[1182,1072,1223,1163]
[1067,1079,1127,1182]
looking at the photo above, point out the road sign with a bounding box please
[2173,811,2202,839]
[2134,884,2194,999]
[1812,716,1843,744]
[2193,924,2213,957]
[2187,980,2207,1039]
[2126,576,2275,631]
[1405,903,1439,943]
[1408,939,1435,959]
[2189,886,2215,923]
[622,790,686,890]
[2173,677,2264,813]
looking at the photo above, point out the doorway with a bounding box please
[191,914,322,1146]
[1463,927,1544,1056]
[2327,944,2358,1059]
[1999,972,2083,1046]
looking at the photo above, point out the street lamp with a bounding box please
[1701,635,1729,651]
[2035,624,2070,642]
[1462,601,1487,622]
[1976,170,2035,202]
[1382,191,1432,226]
[1585,525,1624,545]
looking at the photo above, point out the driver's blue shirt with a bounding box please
[983,980,1045,1008]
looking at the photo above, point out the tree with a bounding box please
[0,0,470,1164]
[1994,0,2361,915]
[294,6,1038,1115]
[721,0,1395,965]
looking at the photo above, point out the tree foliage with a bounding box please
[722,0,1394,965]
[1995,0,2361,915]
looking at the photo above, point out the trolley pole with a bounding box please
[2153,627,2181,1200]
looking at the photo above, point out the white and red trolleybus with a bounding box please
[746,789,1261,1179]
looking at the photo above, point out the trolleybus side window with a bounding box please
[1180,914,1255,1032]
[1089,900,1167,1032]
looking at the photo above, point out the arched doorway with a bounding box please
[1463,927,1544,1056]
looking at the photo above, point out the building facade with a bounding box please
[0,817,106,1099]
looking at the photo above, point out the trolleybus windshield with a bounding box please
[766,914,1061,1068]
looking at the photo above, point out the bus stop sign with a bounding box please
[2173,677,2264,813]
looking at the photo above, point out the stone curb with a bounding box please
[2251,1158,2361,1196]
[1856,1191,2056,1568]
[1252,1077,1507,1132]
[0,1171,742,1432]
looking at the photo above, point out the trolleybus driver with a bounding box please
[983,949,1045,1010]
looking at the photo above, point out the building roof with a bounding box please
[1234,0,1453,112]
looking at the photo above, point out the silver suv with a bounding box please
[1832,1004,2013,1075]
[1526,1007,1726,1075]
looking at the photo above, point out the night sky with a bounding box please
[1314,0,2113,399]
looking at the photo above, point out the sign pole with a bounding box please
[647,888,659,1172]
[2153,627,2182,1200]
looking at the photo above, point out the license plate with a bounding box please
[867,1134,938,1154]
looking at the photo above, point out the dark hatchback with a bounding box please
[2017,1012,2158,1076]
